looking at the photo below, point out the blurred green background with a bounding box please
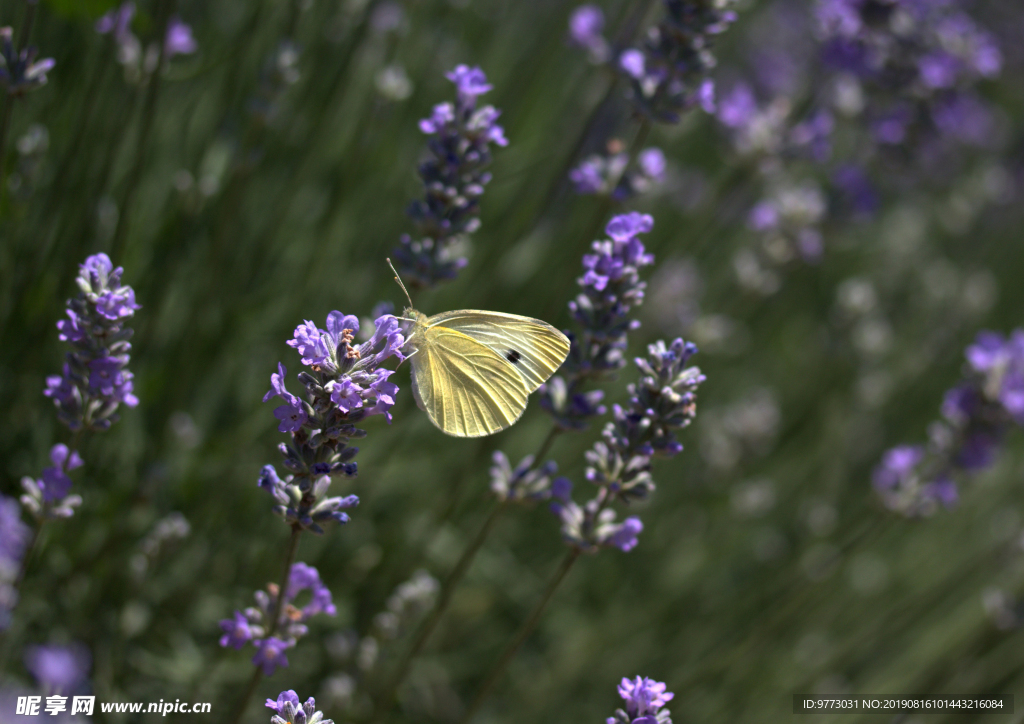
[3,0,1024,721]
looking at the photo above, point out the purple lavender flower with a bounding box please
[489,451,559,502]
[873,329,1024,517]
[253,637,293,677]
[46,253,140,432]
[816,0,1002,154]
[266,691,333,724]
[551,339,703,552]
[393,65,508,288]
[0,26,55,97]
[569,5,610,63]
[260,311,401,532]
[540,213,655,430]
[607,676,675,723]
[570,146,667,200]
[24,643,91,694]
[617,0,736,123]
[19,444,84,522]
[164,17,197,57]
[96,2,142,71]
[550,480,646,553]
[219,563,337,673]
[219,611,254,650]
[0,495,31,629]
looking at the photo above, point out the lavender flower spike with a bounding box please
[267,691,334,724]
[607,676,675,724]
[551,339,703,552]
[618,0,737,123]
[392,65,508,288]
[873,329,1024,517]
[260,311,402,532]
[46,253,140,432]
[20,443,85,521]
[539,212,656,430]
[219,563,338,674]
[0,26,56,97]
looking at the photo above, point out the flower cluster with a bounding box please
[489,451,558,503]
[606,676,675,724]
[817,0,1001,149]
[219,563,337,676]
[267,691,333,724]
[570,144,667,200]
[20,444,84,521]
[391,65,508,288]
[539,212,655,430]
[873,329,1024,517]
[617,0,737,123]
[96,3,197,84]
[45,254,140,432]
[551,339,703,552]
[0,26,55,96]
[0,495,31,630]
[260,311,404,532]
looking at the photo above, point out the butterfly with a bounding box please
[388,261,570,437]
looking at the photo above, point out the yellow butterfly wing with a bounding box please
[424,310,570,392]
[409,325,531,437]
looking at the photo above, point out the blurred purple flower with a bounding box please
[164,17,197,57]
[569,5,610,62]
[874,329,1024,517]
[24,643,91,693]
[36,444,83,503]
[253,637,293,677]
[617,0,736,123]
[219,611,254,650]
[0,26,55,96]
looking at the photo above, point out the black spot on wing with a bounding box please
[506,349,522,364]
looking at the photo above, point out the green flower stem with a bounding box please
[374,424,562,719]
[228,523,303,724]
[457,548,581,724]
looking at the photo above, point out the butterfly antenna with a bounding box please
[386,258,414,310]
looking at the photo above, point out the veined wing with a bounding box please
[426,310,570,392]
[410,325,530,438]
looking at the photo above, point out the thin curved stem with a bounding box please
[227,523,303,724]
[532,425,562,465]
[374,499,510,717]
[457,549,581,724]
[373,426,563,719]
